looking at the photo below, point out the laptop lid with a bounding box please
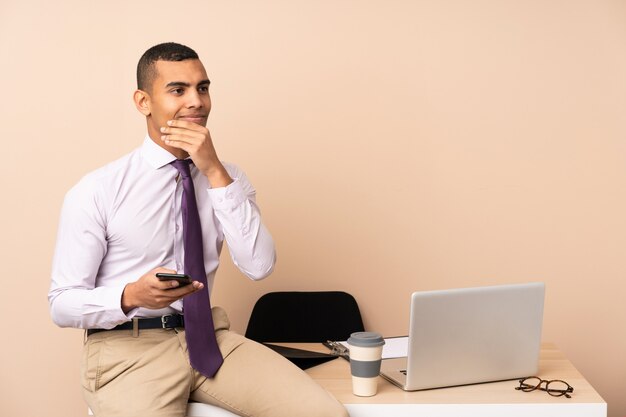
[380,282,545,391]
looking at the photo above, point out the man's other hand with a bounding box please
[160,120,233,188]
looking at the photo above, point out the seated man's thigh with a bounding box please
[83,330,192,417]
[191,333,348,417]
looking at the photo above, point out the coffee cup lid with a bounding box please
[347,332,385,347]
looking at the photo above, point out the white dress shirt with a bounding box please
[49,136,276,329]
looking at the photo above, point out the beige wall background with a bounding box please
[1,0,625,416]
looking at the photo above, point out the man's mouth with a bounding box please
[177,114,208,123]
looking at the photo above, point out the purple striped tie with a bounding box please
[171,159,223,378]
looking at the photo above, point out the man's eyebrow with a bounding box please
[165,81,190,88]
[164,79,211,88]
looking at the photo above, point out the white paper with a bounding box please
[340,336,408,359]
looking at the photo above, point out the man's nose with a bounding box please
[186,91,203,108]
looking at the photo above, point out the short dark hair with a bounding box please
[136,42,199,91]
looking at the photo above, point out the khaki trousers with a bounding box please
[82,307,348,417]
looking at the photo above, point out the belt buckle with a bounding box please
[161,315,174,329]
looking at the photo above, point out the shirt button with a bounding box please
[176,263,182,270]
[175,224,180,232]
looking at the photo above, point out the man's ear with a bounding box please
[133,89,151,116]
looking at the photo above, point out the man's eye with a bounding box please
[198,86,209,93]
[171,88,184,95]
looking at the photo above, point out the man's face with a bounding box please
[143,59,211,138]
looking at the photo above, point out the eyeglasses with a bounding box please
[515,376,574,398]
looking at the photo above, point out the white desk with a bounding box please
[188,342,606,417]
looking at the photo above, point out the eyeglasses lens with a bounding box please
[519,377,542,392]
[546,380,572,397]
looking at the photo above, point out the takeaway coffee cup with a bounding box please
[347,332,385,396]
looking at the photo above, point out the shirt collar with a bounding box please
[140,135,180,170]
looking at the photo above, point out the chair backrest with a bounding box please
[245,291,365,343]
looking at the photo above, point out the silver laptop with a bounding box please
[380,282,545,391]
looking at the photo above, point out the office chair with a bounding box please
[245,291,365,343]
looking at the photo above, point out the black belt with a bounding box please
[87,314,185,336]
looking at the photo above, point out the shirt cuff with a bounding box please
[207,178,246,210]
[89,284,139,328]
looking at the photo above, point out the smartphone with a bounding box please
[156,272,192,287]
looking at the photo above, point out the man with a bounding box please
[49,42,348,417]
